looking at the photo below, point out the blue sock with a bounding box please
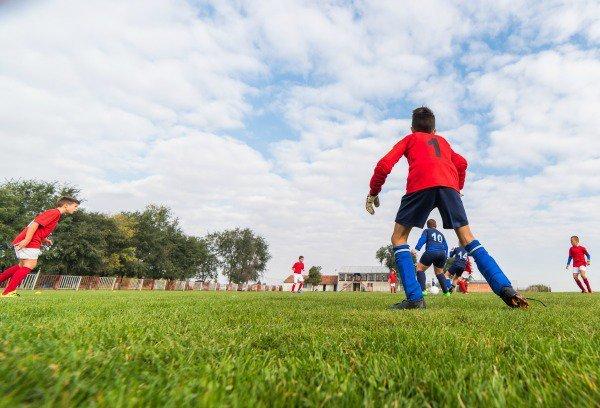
[393,245,423,301]
[416,271,426,291]
[436,273,448,293]
[465,240,512,295]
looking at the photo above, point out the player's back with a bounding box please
[450,247,468,267]
[404,132,464,194]
[423,228,447,253]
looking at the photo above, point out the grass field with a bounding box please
[0,291,598,407]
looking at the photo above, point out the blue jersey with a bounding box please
[415,228,448,254]
[449,247,468,268]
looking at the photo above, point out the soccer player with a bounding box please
[566,236,591,293]
[366,107,528,309]
[447,246,468,291]
[388,268,398,293]
[0,196,80,297]
[291,255,305,293]
[413,219,449,296]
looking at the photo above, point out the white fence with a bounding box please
[6,273,284,292]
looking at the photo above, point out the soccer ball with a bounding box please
[428,286,440,295]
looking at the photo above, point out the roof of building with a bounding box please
[337,266,390,274]
[283,274,338,285]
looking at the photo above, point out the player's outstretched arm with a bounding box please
[566,255,572,270]
[415,231,427,252]
[450,150,468,190]
[365,137,409,215]
[15,221,40,250]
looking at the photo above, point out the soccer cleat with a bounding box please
[389,298,426,310]
[499,287,529,309]
[1,292,20,298]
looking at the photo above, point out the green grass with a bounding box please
[0,291,598,407]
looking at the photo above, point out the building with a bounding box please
[282,274,338,292]
[337,266,395,292]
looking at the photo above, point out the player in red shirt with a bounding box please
[566,236,592,293]
[366,107,527,309]
[388,269,398,293]
[291,256,305,293]
[0,196,80,297]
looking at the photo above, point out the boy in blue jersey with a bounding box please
[447,246,469,292]
[413,219,450,296]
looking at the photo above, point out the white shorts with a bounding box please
[461,271,471,279]
[293,273,304,283]
[15,247,42,260]
[389,282,397,288]
[573,266,587,274]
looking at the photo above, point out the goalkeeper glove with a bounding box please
[365,195,380,215]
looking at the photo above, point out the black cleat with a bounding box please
[499,287,529,309]
[389,298,426,310]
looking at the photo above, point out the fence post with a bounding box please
[139,278,144,290]
[112,278,117,290]
[75,276,82,291]
[31,271,41,290]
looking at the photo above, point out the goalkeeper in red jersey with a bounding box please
[366,107,528,309]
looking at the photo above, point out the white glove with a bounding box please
[365,195,380,215]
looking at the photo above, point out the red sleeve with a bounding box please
[583,247,589,256]
[369,136,410,196]
[34,209,60,226]
[451,151,468,190]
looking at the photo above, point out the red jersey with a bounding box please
[13,209,62,249]
[569,245,590,268]
[369,132,467,196]
[292,261,304,274]
[388,271,398,283]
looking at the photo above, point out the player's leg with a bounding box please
[3,257,37,296]
[298,275,304,293]
[390,222,424,307]
[389,189,437,309]
[433,266,449,295]
[416,256,431,294]
[436,188,527,308]
[579,268,592,293]
[0,264,20,283]
[432,253,449,295]
[572,272,586,292]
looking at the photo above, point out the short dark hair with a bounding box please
[412,106,435,133]
[299,255,304,259]
[57,196,80,207]
[427,219,437,228]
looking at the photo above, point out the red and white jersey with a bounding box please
[292,261,304,274]
[569,245,590,268]
[388,271,398,283]
[13,209,62,249]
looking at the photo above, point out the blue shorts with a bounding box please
[395,187,468,229]
[419,251,447,269]
[448,264,465,276]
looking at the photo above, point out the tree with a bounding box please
[375,245,395,270]
[207,228,271,284]
[306,266,322,287]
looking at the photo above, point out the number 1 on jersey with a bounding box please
[428,138,441,158]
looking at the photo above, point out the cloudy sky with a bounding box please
[1,0,599,290]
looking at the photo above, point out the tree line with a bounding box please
[0,180,271,282]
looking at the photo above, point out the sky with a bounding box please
[1,0,599,291]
